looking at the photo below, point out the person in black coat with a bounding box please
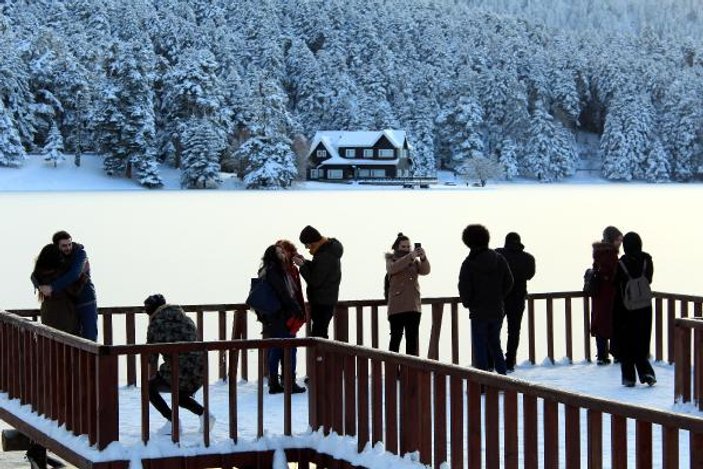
[613,232,656,387]
[496,232,536,372]
[294,225,344,339]
[258,245,306,394]
[458,224,514,374]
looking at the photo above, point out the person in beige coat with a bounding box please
[385,232,431,356]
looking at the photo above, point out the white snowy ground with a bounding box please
[0,153,609,192]
[1,359,701,468]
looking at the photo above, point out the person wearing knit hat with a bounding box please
[299,225,322,245]
[143,294,215,435]
[496,232,536,372]
[293,226,344,338]
[613,232,656,387]
[590,225,624,365]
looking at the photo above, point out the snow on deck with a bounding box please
[2,359,701,468]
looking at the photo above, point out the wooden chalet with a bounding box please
[306,129,412,181]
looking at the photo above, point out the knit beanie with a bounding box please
[299,225,322,244]
[144,293,166,315]
[505,232,522,247]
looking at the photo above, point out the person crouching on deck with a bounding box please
[144,294,215,435]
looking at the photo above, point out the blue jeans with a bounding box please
[77,302,98,341]
[269,330,297,379]
[472,318,507,375]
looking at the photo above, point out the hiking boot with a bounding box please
[642,374,657,387]
[291,382,306,394]
[26,444,47,469]
[597,358,611,366]
[622,379,636,388]
[268,374,284,394]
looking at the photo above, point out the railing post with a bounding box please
[667,298,676,364]
[583,296,592,362]
[655,297,663,362]
[126,312,136,387]
[427,303,443,361]
[528,297,536,365]
[696,328,703,411]
[674,321,691,403]
[451,302,459,365]
[546,298,554,364]
[565,297,573,363]
[218,310,227,381]
[334,305,349,343]
[95,351,119,450]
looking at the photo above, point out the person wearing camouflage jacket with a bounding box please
[144,294,207,428]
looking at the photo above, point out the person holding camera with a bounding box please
[385,232,431,356]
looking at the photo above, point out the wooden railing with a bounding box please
[3,300,703,469]
[0,311,119,451]
[7,291,701,385]
[310,339,703,469]
[674,317,703,410]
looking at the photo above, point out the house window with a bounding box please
[345,149,355,158]
[358,169,370,178]
[363,149,373,158]
[379,149,394,158]
[327,169,343,179]
[310,169,320,179]
[316,150,327,158]
[371,169,386,178]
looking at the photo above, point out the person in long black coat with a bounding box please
[613,232,656,387]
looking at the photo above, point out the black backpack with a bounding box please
[583,267,598,296]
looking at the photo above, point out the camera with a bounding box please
[414,242,421,249]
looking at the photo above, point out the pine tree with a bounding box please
[600,93,655,181]
[234,135,298,189]
[0,100,26,167]
[180,117,224,189]
[523,103,576,182]
[42,120,65,167]
[644,138,670,183]
[498,139,519,180]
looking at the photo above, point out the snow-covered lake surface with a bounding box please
[2,155,703,467]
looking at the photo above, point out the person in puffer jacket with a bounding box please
[458,224,514,375]
[145,294,214,434]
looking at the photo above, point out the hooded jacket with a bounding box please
[385,251,431,316]
[496,240,535,299]
[590,241,618,338]
[147,304,204,394]
[458,247,514,321]
[299,238,344,305]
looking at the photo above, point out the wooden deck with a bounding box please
[2,291,703,468]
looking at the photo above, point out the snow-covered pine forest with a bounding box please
[1,0,702,188]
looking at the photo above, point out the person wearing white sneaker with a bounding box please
[144,294,214,434]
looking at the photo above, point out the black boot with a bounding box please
[268,375,284,394]
[26,443,47,469]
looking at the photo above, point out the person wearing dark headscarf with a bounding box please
[590,225,623,365]
[613,232,656,387]
[496,232,536,372]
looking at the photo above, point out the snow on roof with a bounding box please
[307,129,407,158]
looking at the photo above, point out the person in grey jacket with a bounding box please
[458,224,514,374]
[385,232,430,356]
[294,225,343,338]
